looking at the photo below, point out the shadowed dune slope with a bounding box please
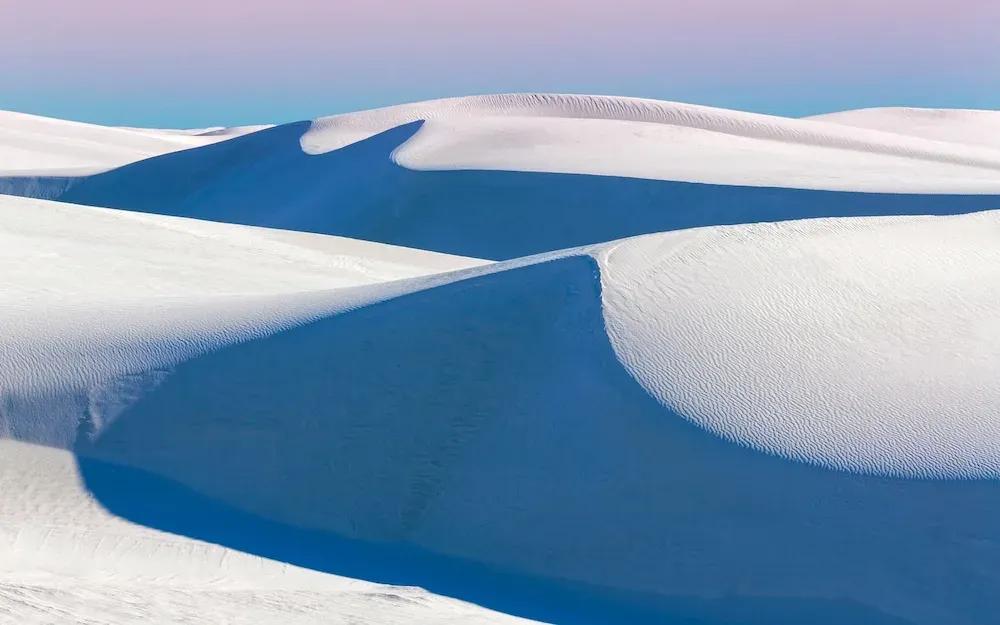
[24,120,997,259]
[72,250,1000,625]
[4,98,1000,625]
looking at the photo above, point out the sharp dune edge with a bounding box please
[6,94,1000,192]
[302,94,1000,191]
[7,94,1000,261]
[2,94,1000,625]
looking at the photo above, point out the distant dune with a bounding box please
[2,95,998,260]
[807,106,1000,150]
[0,110,267,177]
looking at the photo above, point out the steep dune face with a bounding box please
[34,117,1000,260]
[301,94,1000,192]
[302,94,1000,177]
[8,95,1000,194]
[0,194,485,449]
[0,440,532,625]
[0,195,525,624]
[75,255,617,542]
[601,211,1000,478]
[3,210,991,625]
[6,94,1000,261]
[4,97,1000,625]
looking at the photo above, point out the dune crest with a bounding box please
[303,94,1000,192]
[3,96,1000,625]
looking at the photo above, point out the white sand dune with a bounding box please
[601,211,1000,478]
[118,124,273,138]
[2,96,1000,625]
[5,94,1000,193]
[3,184,999,623]
[6,95,995,261]
[0,440,530,625]
[303,94,1000,192]
[0,110,266,176]
[0,194,486,448]
[808,107,1000,150]
[0,194,518,624]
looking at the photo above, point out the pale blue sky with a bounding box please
[3,0,997,127]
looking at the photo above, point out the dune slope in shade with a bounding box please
[4,98,1000,625]
[601,211,1000,477]
[38,120,1000,260]
[0,195,529,624]
[0,194,486,448]
[303,94,1000,192]
[0,441,533,625]
[1,211,993,624]
[7,95,1000,195]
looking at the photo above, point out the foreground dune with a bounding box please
[0,194,524,624]
[0,440,532,625]
[3,185,999,623]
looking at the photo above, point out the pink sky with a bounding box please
[2,0,997,126]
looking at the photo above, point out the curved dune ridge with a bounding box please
[0,194,485,448]
[6,95,999,262]
[601,211,1000,478]
[0,194,522,624]
[3,96,1000,624]
[6,94,1000,197]
[303,94,1000,192]
[3,184,1000,623]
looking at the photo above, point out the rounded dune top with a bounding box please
[598,210,1000,479]
[807,107,1000,150]
[302,93,1000,158]
[301,94,1000,193]
[2,188,999,480]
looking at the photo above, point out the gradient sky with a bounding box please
[2,0,998,127]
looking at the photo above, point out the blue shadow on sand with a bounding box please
[72,257,947,625]
[46,120,1000,260]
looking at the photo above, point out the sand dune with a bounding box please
[2,96,1000,624]
[3,190,999,623]
[0,193,485,448]
[0,440,530,625]
[303,94,1000,192]
[6,113,995,260]
[808,107,1000,150]
[0,194,517,624]
[0,110,265,177]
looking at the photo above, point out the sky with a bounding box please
[2,0,998,127]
